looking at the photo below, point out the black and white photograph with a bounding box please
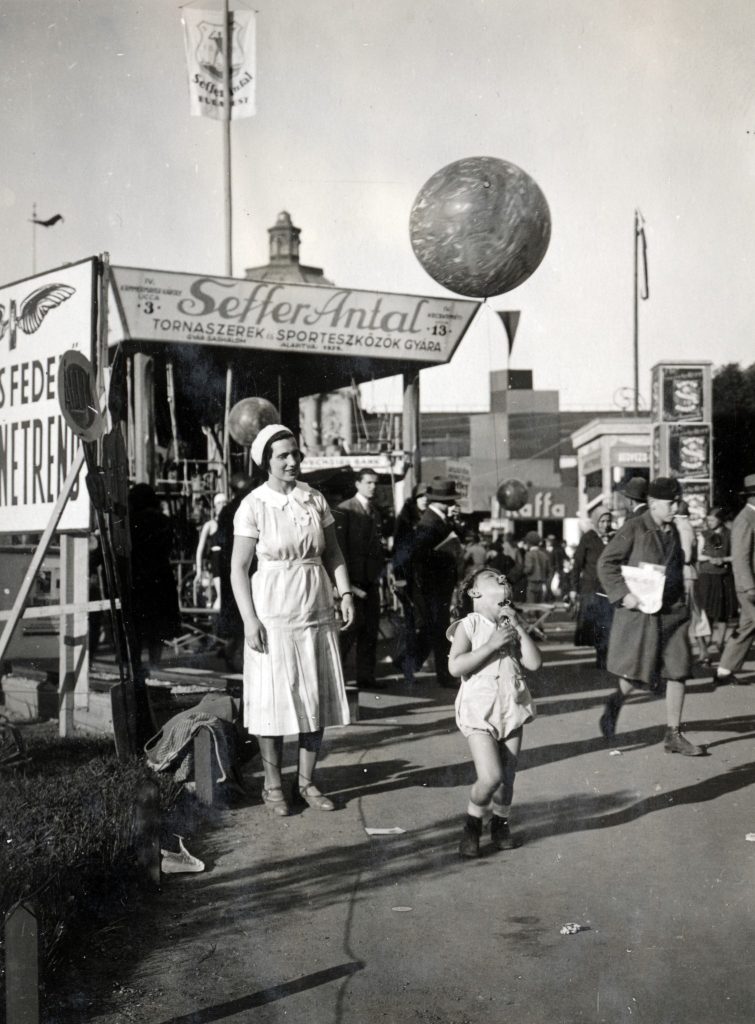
[1,2,754,1022]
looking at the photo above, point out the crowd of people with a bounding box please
[117,445,755,858]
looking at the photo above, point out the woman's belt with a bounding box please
[258,556,323,569]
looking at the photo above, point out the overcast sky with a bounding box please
[2,0,754,412]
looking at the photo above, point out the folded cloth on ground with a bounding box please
[144,705,235,784]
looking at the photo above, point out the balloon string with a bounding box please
[483,299,502,482]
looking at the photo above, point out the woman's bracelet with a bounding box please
[340,591,353,598]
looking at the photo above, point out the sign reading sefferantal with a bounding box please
[110,266,481,363]
[0,258,96,532]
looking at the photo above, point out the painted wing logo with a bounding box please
[0,283,76,350]
[194,19,246,82]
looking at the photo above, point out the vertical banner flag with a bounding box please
[182,8,256,119]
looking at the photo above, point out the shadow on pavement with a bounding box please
[153,961,365,1024]
[519,757,755,841]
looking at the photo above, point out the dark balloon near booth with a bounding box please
[497,478,529,511]
[228,397,280,447]
[409,156,551,298]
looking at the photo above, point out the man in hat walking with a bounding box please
[596,477,704,755]
[336,469,386,690]
[714,474,755,686]
[620,476,649,519]
[409,478,463,689]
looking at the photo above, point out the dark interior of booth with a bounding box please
[123,341,425,558]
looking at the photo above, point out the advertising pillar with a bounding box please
[650,362,713,526]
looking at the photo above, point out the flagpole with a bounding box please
[222,0,234,484]
[222,0,232,276]
[633,209,639,414]
[32,202,37,275]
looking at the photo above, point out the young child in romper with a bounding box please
[447,567,543,858]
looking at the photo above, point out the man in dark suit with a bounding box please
[410,477,463,689]
[215,472,253,672]
[337,469,385,689]
[620,476,649,519]
[715,473,755,686]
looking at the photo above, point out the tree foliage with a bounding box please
[712,362,755,511]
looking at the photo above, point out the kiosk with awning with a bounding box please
[0,255,481,738]
[108,264,481,495]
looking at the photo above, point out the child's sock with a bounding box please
[466,799,487,819]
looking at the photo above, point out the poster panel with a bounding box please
[447,459,472,514]
[668,423,710,479]
[678,479,711,529]
[110,266,480,365]
[662,366,704,422]
[0,259,96,532]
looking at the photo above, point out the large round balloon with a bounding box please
[409,156,551,297]
[497,479,529,512]
[228,397,280,447]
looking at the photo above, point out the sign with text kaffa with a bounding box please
[0,259,96,532]
[110,266,481,365]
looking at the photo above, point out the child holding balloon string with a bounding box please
[447,567,542,858]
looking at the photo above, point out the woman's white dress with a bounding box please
[234,481,350,734]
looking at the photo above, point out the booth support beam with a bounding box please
[132,353,155,484]
[402,370,421,492]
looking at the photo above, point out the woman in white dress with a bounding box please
[230,424,355,816]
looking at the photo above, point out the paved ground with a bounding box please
[57,629,755,1024]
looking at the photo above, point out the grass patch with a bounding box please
[0,729,183,1003]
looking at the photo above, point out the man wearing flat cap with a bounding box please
[409,477,463,689]
[597,476,704,755]
[715,473,755,686]
[620,476,649,519]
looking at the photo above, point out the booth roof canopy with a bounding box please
[108,265,481,385]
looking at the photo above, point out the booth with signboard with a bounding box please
[0,256,481,737]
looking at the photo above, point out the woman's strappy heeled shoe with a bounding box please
[261,786,289,816]
[293,782,335,812]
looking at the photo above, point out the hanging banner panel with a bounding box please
[181,8,256,119]
[110,266,481,365]
[0,259,96,532]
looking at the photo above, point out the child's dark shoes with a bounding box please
[459,814,483,858]
[490,815,515,850]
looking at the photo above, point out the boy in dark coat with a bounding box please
[597,477,703,756]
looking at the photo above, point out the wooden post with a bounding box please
[5,901,40,1024]
[194,727,218,807]
[134,778,161,890]
[402,369,421,494]
[132,353,155,484]
[58,534,90,737]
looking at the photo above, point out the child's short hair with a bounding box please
[451,566,512,620]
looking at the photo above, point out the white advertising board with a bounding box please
[446,459,472,514]
[0,259,96,532]
[110,266,480,364]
